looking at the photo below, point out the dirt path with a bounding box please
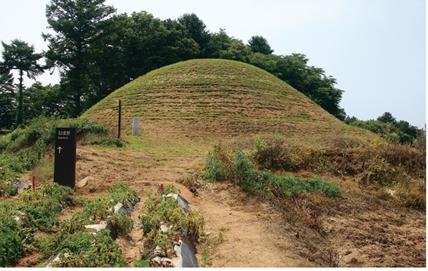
[73,145,304,267]
[116,201,145,266]
[196,183,312,267]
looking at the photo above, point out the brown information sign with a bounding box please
[54,128,76,188]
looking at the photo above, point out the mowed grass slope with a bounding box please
[83,59,378,147]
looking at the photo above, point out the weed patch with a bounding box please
[0,183,75,266]
[39,183,138,267]
[204,145,231,181]
[40,231,126,267]
[204,146,341,199]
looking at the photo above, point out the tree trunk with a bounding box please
[16,69,24,126]
[74,43,83,117]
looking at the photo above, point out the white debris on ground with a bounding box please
[84,221,108,232]
[113,202,134,215]
[386,188,396,197]
[77,176,94,188]
[159,222,172,233]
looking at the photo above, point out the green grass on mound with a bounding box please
[83,59,378,146]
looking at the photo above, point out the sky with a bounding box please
[0,0,426,127]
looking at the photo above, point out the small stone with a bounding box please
[77,176,94,188]
[386,188,396,197]
[84,221,108,232]
[16,180,30,191]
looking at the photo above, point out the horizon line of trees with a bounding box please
[345,112,424,146]
[0,0,424,146]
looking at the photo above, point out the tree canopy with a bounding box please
[346,112,421,145]
[248,36,273,54]
[1,40,43,126]
[44,0,115,116]
[0,1,421,138]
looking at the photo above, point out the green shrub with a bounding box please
[360,159,402,186]
[260,171,341,198]
[232,150,263,193]
[395,182,426,211]
[253,139,300,171]
[16,184,75,231]
[204,146,342,199]
[94,137,127,148]
[39,184,75,207]
[40,184,138,267]
[0,184,77,266]
[0,165,18,196]
[109,183,140,206]
[0,212,24,267]
[42,231,126,267]
[204,145,231,181]
[162,184,179,195]
[82,198,112,221]
[135,259,150,267]
[107,214,133,239]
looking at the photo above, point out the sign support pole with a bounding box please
[118,100,122,139]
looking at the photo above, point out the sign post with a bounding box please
[118,100,122,139]
[132,117,140,136]
[54,128,76,188]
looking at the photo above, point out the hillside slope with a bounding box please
[83,59,377,146]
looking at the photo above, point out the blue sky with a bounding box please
[0,0,425,127]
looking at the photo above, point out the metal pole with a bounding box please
[118,100,122,139]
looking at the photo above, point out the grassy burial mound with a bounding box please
[83,59,377,146]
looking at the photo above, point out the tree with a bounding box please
[275,53,345,119]
[219,39,252,62]
[87,11,199,105]
[1,40,43,126]
[346,113,422,145]
[44,0,115,116]
[248,35,273,54]
[377,112,396,124]
[178,13,210,56]
[25,83,69,119]
[204,29,232,58]
[0,71,15,129]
